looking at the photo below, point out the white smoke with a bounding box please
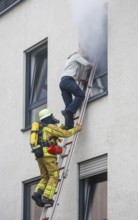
[69,0,107,64]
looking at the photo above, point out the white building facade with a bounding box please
[0,0,138,220]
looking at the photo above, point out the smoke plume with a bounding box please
[69,0,107,66]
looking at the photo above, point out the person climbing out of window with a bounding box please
[59,47,93,130]
[31,108,82,207]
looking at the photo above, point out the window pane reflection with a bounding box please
[90,181,107,220]
[30,47,47,105]
[23,178,42,220]
[30,184,42,220]
[79,173,107,220]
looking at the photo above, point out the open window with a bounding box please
[89,2,108,101]
[24,39,48,130]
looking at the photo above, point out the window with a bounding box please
[79,154,107,220]
[23,177,42,220]
[0,0,23,16]
[89,2,108,101]
[24,39,48,129]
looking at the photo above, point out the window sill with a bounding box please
[21,126,31,132]
[88,91,108,103]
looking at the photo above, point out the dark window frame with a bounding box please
[79,154,108,220]
[22,38,48,131]
[88,74,108,103]
[23,176,40,220]
[0,0,24,16]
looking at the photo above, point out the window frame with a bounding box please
[0,0,24,16]
[23,38,48,131]
[79,154,108,220]
[23,176,41,220]
[88,74,108,103]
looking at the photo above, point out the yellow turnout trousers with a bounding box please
[35,157,59,200]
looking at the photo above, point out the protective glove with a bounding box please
[74,123,82,132]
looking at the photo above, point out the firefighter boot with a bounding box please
[42,196,54,206]
[32,189,44,207]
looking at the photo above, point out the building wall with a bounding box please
[108,1,138,219]
[0,0,138,220]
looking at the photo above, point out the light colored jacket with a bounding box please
[61,51,93,81]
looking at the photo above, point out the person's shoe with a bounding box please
[64,126,74,130]
[61,110,66,116]
[32,192,44,207]
[61,109,72,116]
[61,110,74,129]
[42,196,54,206]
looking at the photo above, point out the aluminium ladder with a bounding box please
[40,58,98,220]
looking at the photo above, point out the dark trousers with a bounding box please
[59,76,85,128]
[59,76,85,113]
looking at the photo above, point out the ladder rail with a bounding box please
[54,65,92,172]
[78,59,98,124]
[40,58,98,220]
[61,59,98,179]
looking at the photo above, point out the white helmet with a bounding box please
[39,109,52,120]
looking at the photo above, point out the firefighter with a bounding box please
[59,48,93,129]
[31,108,82,207]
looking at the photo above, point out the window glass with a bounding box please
[89,75,107,101]
[23,178,42,220]
[30,47,47,105]
[30,184,42,220]
[79,173,107,220]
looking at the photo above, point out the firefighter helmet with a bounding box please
[39,109,52,120]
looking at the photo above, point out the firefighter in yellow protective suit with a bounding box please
[31,108,82,207]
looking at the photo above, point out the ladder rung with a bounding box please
[73,116,79,120]
[54,192,60,198]
[59,166,64,171]
[61,154,69,158]
[44,204,53,208]
[64,141,72,146]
